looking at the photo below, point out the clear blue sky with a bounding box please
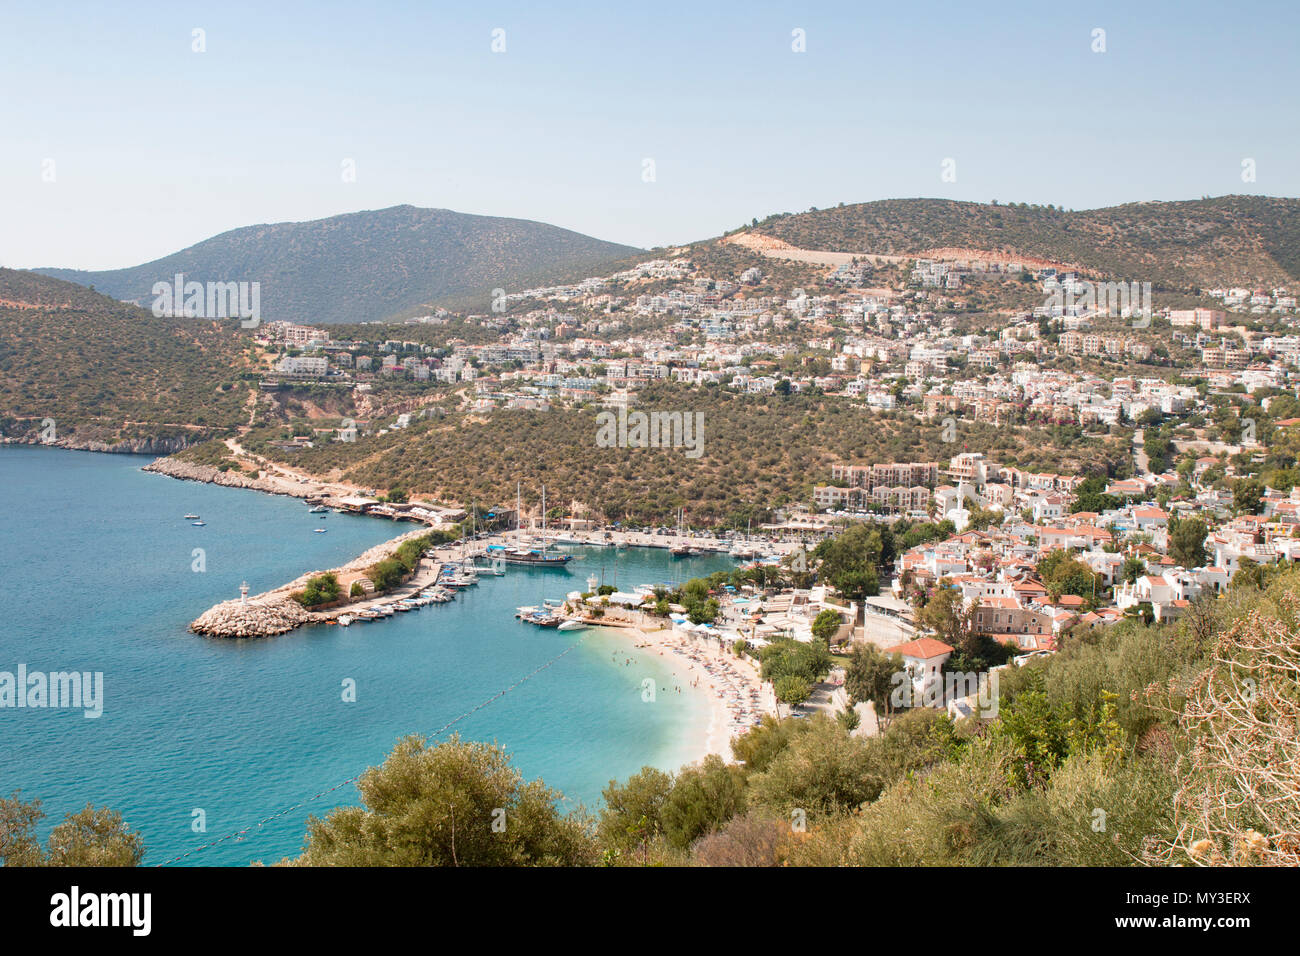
[2,0,1296,269]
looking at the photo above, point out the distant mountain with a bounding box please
[36,206,641,325]
[740,196,1300,289]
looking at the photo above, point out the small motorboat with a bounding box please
[338,615,353,627]
[184,513,200,520]
[191,520,206,526]
[557,620,587,631]
[313,528,327,533]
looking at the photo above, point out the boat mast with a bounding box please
[464,500,473,566]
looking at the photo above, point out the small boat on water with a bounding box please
[670,545,697,557]
[191,520,206,526]
[308,505,328,514]
[517,606,560,625]
[313,528,327,533]
[338,614,353,627]
[500,484,572,566]
[183,513,200,520]
[472,548,508,576]
[557,619,587,631]
[499,548,572,566]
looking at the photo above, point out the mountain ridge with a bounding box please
[734,195,1300,290]
[35,205,642,325]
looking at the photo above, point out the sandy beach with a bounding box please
[591,611,774,764]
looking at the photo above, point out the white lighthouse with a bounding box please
[239,580,249,605]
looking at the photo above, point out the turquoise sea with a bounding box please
[0,446,732,865]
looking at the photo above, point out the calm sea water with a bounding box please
[0,446,732,865]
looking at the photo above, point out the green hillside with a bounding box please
[743,195,1300,290]
[224,382,1130,525]
[0,269,249,448]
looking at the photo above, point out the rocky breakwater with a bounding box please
[190,597,313,638]
[189,527,432,638]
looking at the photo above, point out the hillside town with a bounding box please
[252,253,1296,424]
[232,246,1298,718]
[7,0,1299,899]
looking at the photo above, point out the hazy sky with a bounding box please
[2,0,1297,269]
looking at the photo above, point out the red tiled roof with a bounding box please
[886,637,954,660]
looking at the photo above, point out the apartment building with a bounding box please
[830,461,939,490]
[971,598,1053,643]
[275,355,329,377]
[1169,308,1224,330]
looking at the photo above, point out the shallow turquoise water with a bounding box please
[0,446,732,865]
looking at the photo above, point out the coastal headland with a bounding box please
[143,453,377,506]
[189,526,434,637]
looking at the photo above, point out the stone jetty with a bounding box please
[190,597,313,638]
[190,527,433,638]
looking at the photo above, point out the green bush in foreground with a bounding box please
[292,735,596,866]
[0,792,144,867]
